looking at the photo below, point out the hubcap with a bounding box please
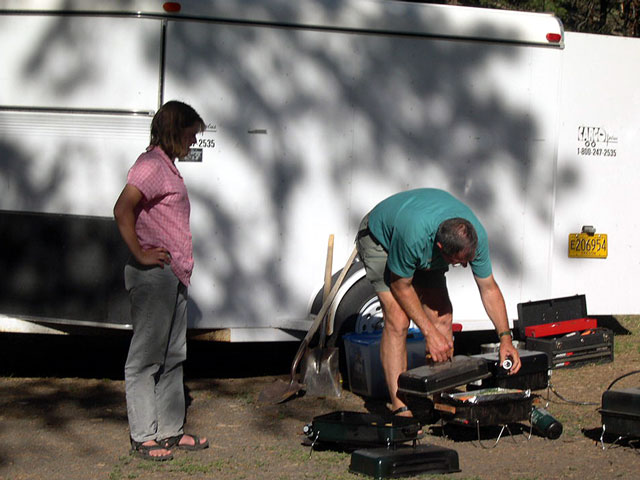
[354,297,384,333]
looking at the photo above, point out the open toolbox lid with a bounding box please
[516,294,588,339]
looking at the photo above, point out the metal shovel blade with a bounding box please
[257,246,358,405]
[301,346,341,398]
[257,377,304,404]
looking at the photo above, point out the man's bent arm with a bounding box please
[474,274,521,373]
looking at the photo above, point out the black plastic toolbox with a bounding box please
[516,294,587,339]
[397,356,490,397]
[304,411,422,448]
[470,349,550,391]
[525,328,613,368]
[599,387,640,438]
[349,444,460,478]
[517,295,613,368]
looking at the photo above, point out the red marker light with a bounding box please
[163,2,181,13]
[546,33,562,43]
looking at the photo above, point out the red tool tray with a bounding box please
[524,317,597,338]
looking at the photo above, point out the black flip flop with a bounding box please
[392,406,411,416]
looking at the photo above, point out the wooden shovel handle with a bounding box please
[288,245,358,380]
[320,234,334,341]
[323,234,334,303]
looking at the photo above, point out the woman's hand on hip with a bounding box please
[136,247,171,267]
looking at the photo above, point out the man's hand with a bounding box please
[499,338,521,375]
[425,329,454,362]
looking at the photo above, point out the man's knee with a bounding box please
[378,293,409,336]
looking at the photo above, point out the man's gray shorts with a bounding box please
[356,214,447,292]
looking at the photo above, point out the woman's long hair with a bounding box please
[150,100,205,159]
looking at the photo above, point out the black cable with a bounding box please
[548,370,640,406]
[606,370,640,391]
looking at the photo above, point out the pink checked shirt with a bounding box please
[127,146,194,286]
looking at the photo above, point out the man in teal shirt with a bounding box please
[356,189,521,417]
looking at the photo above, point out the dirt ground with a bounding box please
[1,317,639,480]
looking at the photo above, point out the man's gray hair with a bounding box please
[435,218,478,261]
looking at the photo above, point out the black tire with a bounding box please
[326,274,378,348]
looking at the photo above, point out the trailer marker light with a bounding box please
[163,2,181,13]
[546,33,562,43]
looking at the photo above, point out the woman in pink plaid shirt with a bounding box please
[114,101,208,461]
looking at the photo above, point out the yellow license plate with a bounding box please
[568,233,608,258]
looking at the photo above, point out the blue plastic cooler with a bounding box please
[343,329,427,399]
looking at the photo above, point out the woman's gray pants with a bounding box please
[124,261,188,443]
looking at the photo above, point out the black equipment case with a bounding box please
[599,387,640,438]
[397,356,491,397]
[525,328,613,368]
[470,349,550,391]
[517,295,614,368]
[515,294,588,339]
[304,411,422,448]
[435,388,533,426]
[349,444,461,478]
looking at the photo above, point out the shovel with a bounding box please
[258,244,358,404]
[300,234,341,398]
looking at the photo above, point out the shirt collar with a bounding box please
[148,145,182,177]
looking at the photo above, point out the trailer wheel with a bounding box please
[326,276,380,346]
[309,263,380,346]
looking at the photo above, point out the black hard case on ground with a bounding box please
[306,411,422,447]
[525,327,614,368]
[437,389,533,426]
[599,388,640,438]
[470,349,550,391]
[349,444,461,478]
[516,294,588,339]
[397,356,491,397]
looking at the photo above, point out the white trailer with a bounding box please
[0,0,638,345]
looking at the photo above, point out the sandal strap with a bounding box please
[161,433,208,449]
[160,435,183,448]
[131,439,163,452]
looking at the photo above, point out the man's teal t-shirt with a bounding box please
[366,188,492,279]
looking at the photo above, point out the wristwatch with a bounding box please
[498,330,513,339]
